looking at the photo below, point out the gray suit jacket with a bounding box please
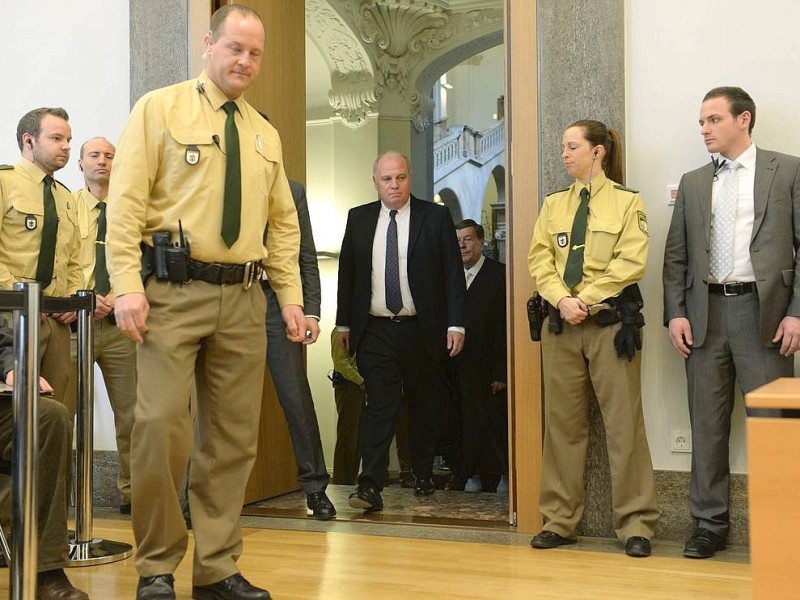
[663,148,800,347]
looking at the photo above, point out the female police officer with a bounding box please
[528,120,659,557]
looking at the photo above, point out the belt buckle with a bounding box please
[722,282,739,296]
[242,261,255,290]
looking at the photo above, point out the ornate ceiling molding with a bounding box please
[306,0,377,127]
[310,0,503,130]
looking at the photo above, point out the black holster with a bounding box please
[527,293,545,341]
[142,230,191,284]
[547,302,563,335]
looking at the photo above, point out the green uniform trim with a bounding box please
[614,184,639,194]
[0,165,13,171]
[545,186,570,197]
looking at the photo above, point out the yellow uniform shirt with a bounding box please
[74,187,106,291]
[106,71,302,306]
[0,159,83,296]
[528,172,649,307]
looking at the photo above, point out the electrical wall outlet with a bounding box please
[671,429,692,453]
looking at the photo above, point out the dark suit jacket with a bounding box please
[264,180,320,316]
[663,148,800,347]
[336,196,466,358]
[460,257,506,383]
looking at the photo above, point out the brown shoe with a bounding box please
[37,569,89,600]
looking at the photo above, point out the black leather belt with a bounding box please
[370,315,418,322]
[708,282,757,296]
[188,259,263,288]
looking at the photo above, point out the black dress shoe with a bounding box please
[137,574,175,600]
[37,569,89,600]
[348,483,383,512]
[625,536,651,557]
[193,573,270,600]
[119,502,132,515]
[444,474,468,491]
[530,530,577,549]
[684,528,726,559]
[414,477,435,496]
[307,491,337,520]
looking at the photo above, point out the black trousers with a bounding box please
[356,317,444,489]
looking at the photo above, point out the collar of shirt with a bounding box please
[575,170,610,199]
[380,197,411,219]
[198,71,243,113]
[720,142,756,172]
[464,253,486,288]
[17,157,49,184]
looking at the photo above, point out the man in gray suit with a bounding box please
[262,179,335,519]
[664,86,800,559]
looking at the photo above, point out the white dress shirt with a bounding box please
[370,199,415,316]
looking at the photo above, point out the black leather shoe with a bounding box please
[37,569,89,600]
[444,474,468,491]
[684,528,726,559]
[625,536,651,557]
[137,574,175,600]
[119,502,132,515]
[414,477,436,496]
[530,530,577,549]
[348,483,383,512]
[193,573,270,600]
[307,491,336,520]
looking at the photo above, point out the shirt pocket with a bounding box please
[586,218,622,268]
[167,124,217,181]
[546,219,574,262]
[7,190,44,238]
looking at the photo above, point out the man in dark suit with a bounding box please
[336,151,465,510]
[664,86,800,559]
[262,179,334,520]
[444,219,507,492]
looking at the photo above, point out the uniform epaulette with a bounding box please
[54,179,71,192]
[614,184,639,194]
[545,186,570,197]
[0,164,13,171]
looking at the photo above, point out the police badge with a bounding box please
[185,145,200,165]
[557,233,568,248]
[25,215,37,230]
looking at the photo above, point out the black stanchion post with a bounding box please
[68,289,132,565]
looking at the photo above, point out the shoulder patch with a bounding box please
[614,184,639,194]
[54,179,71,193]
[545,186,570,197]
[0,164,13,171]
[637,211,649,236]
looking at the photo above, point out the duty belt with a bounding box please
[188,259,263,289]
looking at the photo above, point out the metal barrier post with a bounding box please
[68,289,132,564]
[10,282,40,600]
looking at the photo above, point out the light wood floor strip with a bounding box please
[0,520,751,599]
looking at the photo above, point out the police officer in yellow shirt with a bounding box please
[528,120,659,558]
[106,5,304,600]
[73,136,136,515]
[0,107,83,412]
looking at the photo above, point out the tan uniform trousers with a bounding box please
[130,279,266,585]
[40,317,74,416]
[70,318,136,504]
[0,396,72,571]
[539,317,659,542]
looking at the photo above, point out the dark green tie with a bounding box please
[563,187,590,288]
[221,101,241,247]
[95,201,110,295]
[35,175,58,287]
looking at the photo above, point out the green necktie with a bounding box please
[221,100,241,247]
[35,174,58,287]
[95,201,110,295]
[563,187,590,288]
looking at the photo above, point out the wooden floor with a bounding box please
[1,519,751,599]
